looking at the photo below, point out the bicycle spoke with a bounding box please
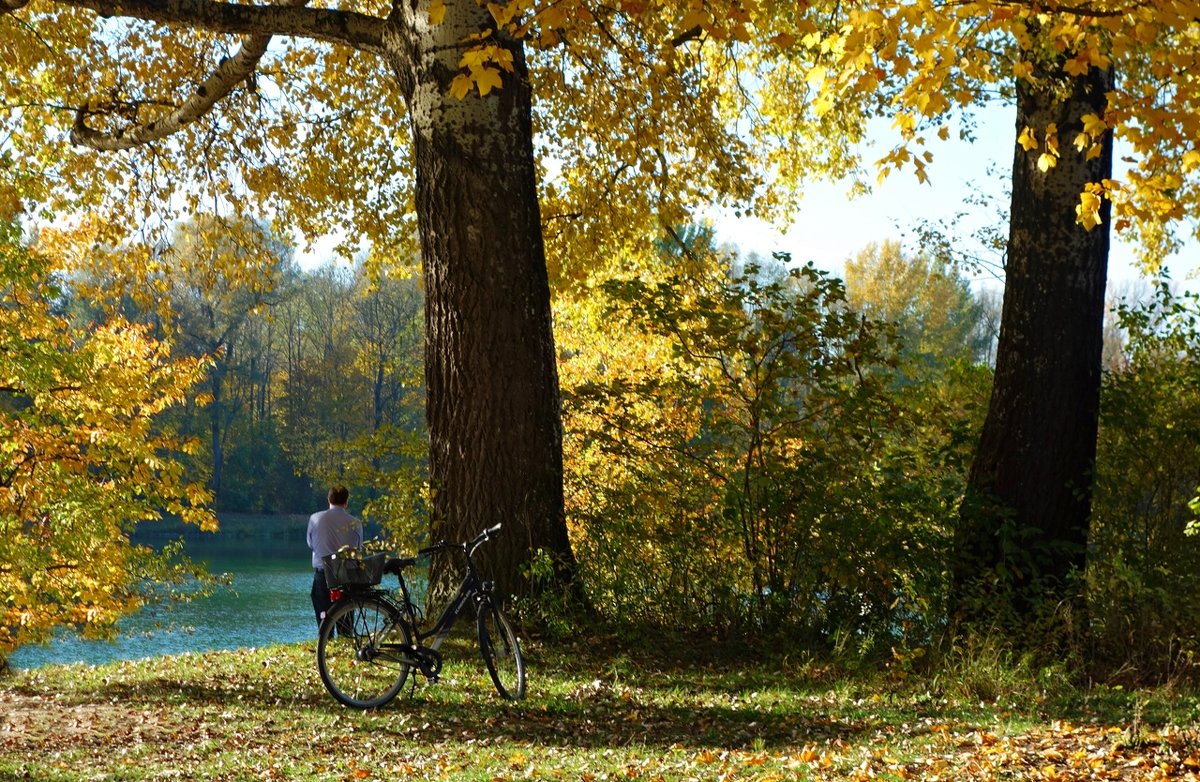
[317,595,411,709]
[478,601,526,700]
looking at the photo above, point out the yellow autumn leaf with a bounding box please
[893,112,916,135]
[1184,150,1200,172]
[539,5,567,28]
[427,0,445,25]
[1087,48,1110,68]
[1063,55,1091,77]
[1081,113,1107,137]
[680,8,708,30]
[1017,126,1038,151]
[490,45,515,72]
[475,67,504,96]
[1013,60,1034,80]
[488,1,515,26]
[1037,153,1057,172]
[460,47,487,69]
[1076,191,1103,230]
[449,73,473,100]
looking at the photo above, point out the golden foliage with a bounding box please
[6,0,1200,289]
[778,0,1200,261]
[0,223,213,654]
[0,7,413,264]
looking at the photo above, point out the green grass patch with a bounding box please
[2,632,1198,780]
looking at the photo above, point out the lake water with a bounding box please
[8,522,325,671]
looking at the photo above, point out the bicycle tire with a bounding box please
[317,594,412,709]
[477,599,526,700]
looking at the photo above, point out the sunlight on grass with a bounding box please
[2,637,1199,780]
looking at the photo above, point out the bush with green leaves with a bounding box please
[1090,281,1200,680]
[563,255,981,650]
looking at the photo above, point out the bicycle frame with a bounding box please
[365,524,500,679]
[402,544,488,653]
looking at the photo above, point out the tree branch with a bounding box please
[669,25,702,48]
[68,0,384,151]
[661,221,702,266]
[56,0,388,52]
[71,25,280,150]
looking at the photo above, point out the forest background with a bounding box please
[6,204,1200,680]
[6,0,1200,687]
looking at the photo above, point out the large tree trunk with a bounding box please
[952,59,1113,632]
[395,6,577,600]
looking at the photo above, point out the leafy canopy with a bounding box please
[786,0,1200,264]
[0,219,214,655]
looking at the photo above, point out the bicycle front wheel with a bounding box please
[317,594,412,709]
[477,599,525,700]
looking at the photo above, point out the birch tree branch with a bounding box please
[71,20,280,150]
[67,0,385,151]
[56,0,388,52]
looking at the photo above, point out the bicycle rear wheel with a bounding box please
[317,594,412,709]
[477,599,525,700]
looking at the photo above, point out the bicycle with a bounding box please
[316,523,526,709]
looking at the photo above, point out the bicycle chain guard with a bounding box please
[411,645,443,680]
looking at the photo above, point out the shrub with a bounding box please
[561,254,981,652]
[1090,281,1200,681]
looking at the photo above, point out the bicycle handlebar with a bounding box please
[388,523,501,575]
[473,523,502,546]
[414,523,502,558]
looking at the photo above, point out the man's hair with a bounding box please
[328,485,350,506]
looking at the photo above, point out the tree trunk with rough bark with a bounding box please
[953,59,1113,634]
[396,5,577,601]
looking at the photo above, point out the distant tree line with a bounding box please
[65,217,427,519]
[9,207,1199,680]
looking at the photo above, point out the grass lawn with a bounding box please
[2,630,1199,781]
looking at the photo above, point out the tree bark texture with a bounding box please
[396,6,577,600]
[953,61,1113,629]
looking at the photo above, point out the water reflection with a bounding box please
[9,521,324,670]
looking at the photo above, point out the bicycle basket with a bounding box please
[323,551,387,588]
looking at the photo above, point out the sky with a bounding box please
[709,107,1200,300]
[296,104,1199,301]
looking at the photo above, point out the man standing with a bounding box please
[307,484,363,628]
